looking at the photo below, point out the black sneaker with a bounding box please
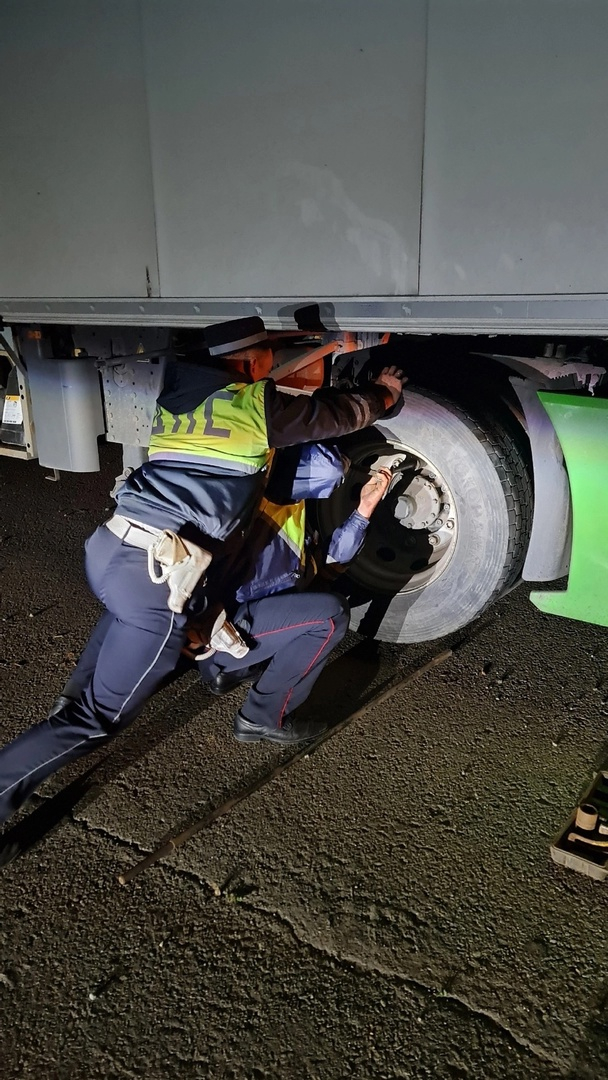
[234,711,327,745]
[208,662,267,697]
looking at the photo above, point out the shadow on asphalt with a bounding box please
[303,636,383,717]
[0,639,386,868]
[0,603,507,872]
[0,670,211,869]
[0,612,503,870]
[0,764,101,868]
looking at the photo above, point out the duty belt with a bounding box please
[105,513,163,549]
[105,513,212,614]
[103,515,249,658]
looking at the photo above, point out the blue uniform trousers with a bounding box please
[0,528,348,825]
[196,592,350,727]
[0,526,188,824]
[65,591,350,730]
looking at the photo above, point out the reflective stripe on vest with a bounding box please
[148,380,270,474]
[258,498,307,568]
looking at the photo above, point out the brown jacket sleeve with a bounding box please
[264,382,398,448]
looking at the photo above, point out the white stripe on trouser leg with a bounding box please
[112,611,175,723]
[0,738,92,802]
[0,613,176,807]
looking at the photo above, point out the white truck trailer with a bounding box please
[1,0,607,643]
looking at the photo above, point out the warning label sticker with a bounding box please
[2,395,23,425]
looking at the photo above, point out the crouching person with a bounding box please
[190,443,392,745]
[0,313,404,828]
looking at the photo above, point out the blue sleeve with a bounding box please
[326,510,369,565]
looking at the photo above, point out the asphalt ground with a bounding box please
[1,444,608,1079]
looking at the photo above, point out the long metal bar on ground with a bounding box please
[117,648,453,886]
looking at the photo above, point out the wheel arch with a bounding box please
[360,339,577,585]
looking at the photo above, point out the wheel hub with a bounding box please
[316,439,458,596]
[395,475,441,530]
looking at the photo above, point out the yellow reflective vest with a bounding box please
[258,498,307,567]
[148,380,271,475]
[235,496,310,601]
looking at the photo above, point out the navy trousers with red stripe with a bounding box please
[64,591,350,729]
[197,592,350,727]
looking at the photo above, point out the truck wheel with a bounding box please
[316,387,533,643]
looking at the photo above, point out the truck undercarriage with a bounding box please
[2,322,606,643]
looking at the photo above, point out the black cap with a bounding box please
[204,316,269,358]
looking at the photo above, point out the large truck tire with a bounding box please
[316,387,533,644]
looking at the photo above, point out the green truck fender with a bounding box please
[530,393,608,627]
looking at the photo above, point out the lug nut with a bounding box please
[429,535,439,547]
[446,520,454,530]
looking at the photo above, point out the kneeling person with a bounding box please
[192,444,392,744]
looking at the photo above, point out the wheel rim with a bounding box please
[317,436,459,595]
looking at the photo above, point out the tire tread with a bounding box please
[422,388,533,607]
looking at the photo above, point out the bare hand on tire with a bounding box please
[374,365,408,404]
[357,467,392,519]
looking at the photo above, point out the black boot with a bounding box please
[234,711,327,745]
[47,694,75,718]
[208,662,267,697]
